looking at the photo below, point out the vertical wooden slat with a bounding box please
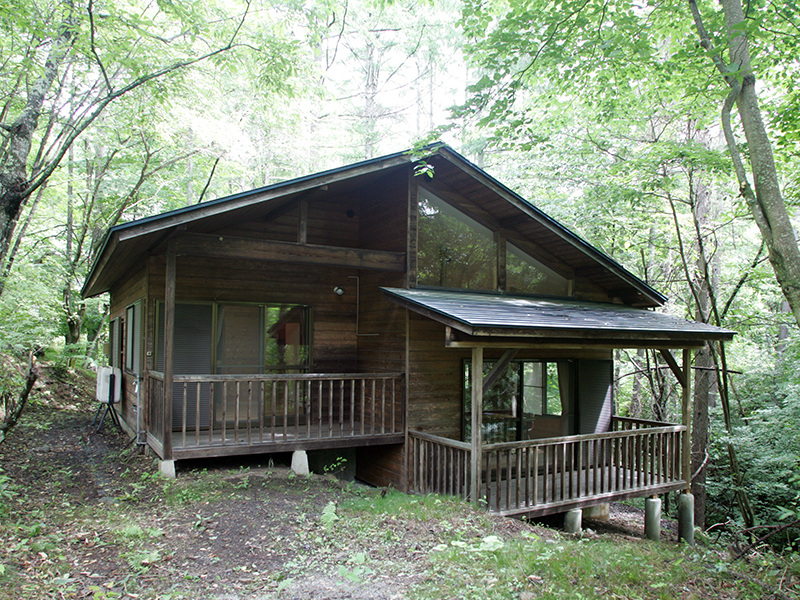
[560,442,567,500]
[318,380,323,439]
[259,381,264,443]
[542,445,549,503]
[339,379,344,436]
[270,381,276,442]
[598,439,605,494]
[221,382,227,445]
[282,381,288,439]
[328,380,334,438]
[370,379,376,435]
[181,383,187,448]
[350,379,355,436]
[306,380,311,439]
[234,381,240,445]
[515,448,522,509]
[209,382,215,446]
[505,449,511,511]
[246,381,252,445]
[195,382,201,446]
[360,379,366,435]
[577,440,583,498]
[294,380,300,438]
[391,378,396,433]
[381,379,386,434]
[532,446,539,506]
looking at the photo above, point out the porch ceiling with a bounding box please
[381,288,735,348]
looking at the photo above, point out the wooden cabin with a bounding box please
[82,145,733,524]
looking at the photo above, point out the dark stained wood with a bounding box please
[409,421,685,518]
[174,233,406,272]
[163,241,176,460]
[298,198,308,244]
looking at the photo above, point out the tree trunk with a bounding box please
[0,9,75,258]
[719,0,800,328]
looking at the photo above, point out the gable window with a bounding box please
[417,189,496,290]
[506,242,569,296]
[463,360,573,443]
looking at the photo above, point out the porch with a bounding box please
[146,372,405,460]
[409,417,685,518]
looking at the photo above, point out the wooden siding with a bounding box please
[577,360,614,435]
[148,257,359,374]
[109,263,148,428]
[353,170,410,489]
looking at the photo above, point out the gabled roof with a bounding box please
[82,144,665,306]
[381,288,734,348]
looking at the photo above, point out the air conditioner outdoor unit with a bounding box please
[93,366,123,432]
[96,366,122,404]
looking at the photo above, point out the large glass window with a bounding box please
[417,189,496,290]
[506,242,569,296]
[463,360,572,443]
[156,302,311,375]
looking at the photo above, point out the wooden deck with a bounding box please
[409,418,685,517]
[147,372,405,460]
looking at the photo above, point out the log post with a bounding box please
[162,239,176,462]
[470,345,483,504]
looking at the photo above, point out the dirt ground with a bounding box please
[0,366,673,600]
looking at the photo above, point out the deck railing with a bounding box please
[146,372,404,456]
[146,371,166,454]
[409,417,685,516]
[409,430,471,499]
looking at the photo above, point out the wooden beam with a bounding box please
[444,327,711,350]
[470,346,484,505]
[659,349,688,388]
[482,348,519,394]
[174,232,406,272]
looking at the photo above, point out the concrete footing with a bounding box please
[291,450,309,475]
[582,503,610,521]
[678,493,695,545]
[645,497,662,541]
[159,459,176,479]
[564,508,582,534]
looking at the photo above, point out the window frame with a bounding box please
[462,358,572,443]
[154,300,313,375]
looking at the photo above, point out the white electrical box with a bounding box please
[96,366,122,404]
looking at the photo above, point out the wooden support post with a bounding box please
[681,348,691,492]
[163,239,176,461]
[470,346,484,504]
